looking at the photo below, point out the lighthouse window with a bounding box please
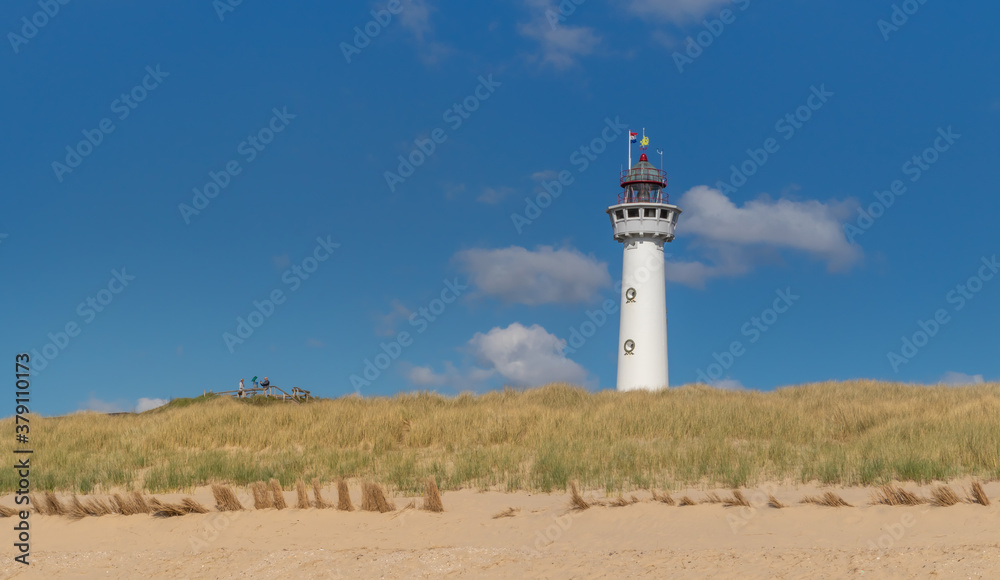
[660,209,670,219]
[627,208,639,218]
[615,210,624,220]
[644,208,656,217]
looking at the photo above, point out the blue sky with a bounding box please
[3,0,998,415]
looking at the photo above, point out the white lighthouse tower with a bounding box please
[606,130,681,391]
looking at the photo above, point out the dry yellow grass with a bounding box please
[569,482,589,511]
[91,496,114,516]
[181,497,209,514]
[211,484,244,511]
[131,491,151,514]
[968,481,990,506]
[269,479,287,510]
[149,498,187,518]
[723,490,751,508]
[870,484,924,506]
[651,489,675,505]
[110,492,150,515]
[295,480,310,509]
[802,492,852,507]
[43,492,66,516]
[930,485,960,506]
[361,481,395,513]
[390,501,416,520]
[251,482,273,509]
[422,477,443,512]
[69,495,113,519]
[609,495,640,507]
[72,495,106,520]
[703,492,723,504]
[109,493,125,515]
[4,381,1000,494]
[181,497,208,514]
[0,504,17,517]
[678,496,697,506]
[492,507,519,518]
[337,479,354,511]
[767,494,786,508]
[312,478,330,508]
[64,494,204,519]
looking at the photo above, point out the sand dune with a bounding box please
[2,481,998,578]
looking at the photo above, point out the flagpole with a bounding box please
[628,129,631,169]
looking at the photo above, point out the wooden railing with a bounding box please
[204,385,313,403]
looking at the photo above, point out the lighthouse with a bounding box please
[606,130,681,391]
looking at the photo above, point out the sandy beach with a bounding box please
[2,481,998,579]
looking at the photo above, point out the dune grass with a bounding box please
[2,381,999,494]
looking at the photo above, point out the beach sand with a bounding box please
[1,481,998,579]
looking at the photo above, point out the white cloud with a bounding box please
[711,379,745,390]
[531,169,560,181]
[398,0,432,42]
[650,29,680,49]
[518,0,601,68]
[408,323,591,390]
[78,395,169,414]
[376,299,413,336]
[78,396,130,413]
[443,182,467,200]
[667,186,861,287]
[666,247,751,288]
[397,0,450,63]
[470,323,590,387]
[408,365,448,386]
[680,187,860,267]
[626,0,732,22]
[136,398,169,412]
[477,186,515,205]
[455,245,611,305]
[407,361,496,390]
[940,371,985,386]
[272,254,291,271]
